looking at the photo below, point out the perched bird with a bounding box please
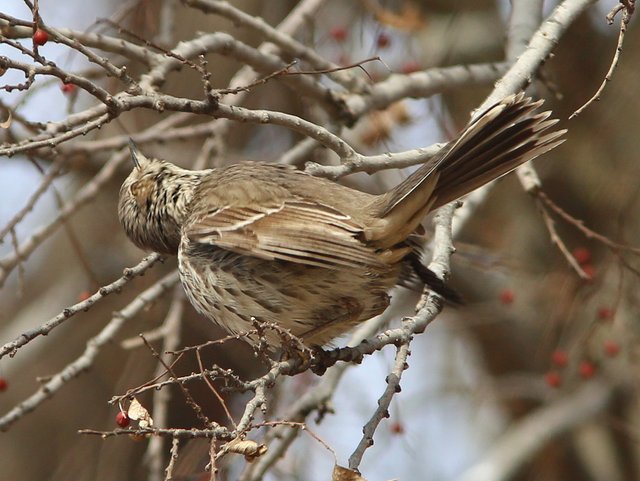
[118,93,565,348]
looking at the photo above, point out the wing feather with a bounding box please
[185,200,389,270]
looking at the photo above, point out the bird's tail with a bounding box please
[367,93,566,247]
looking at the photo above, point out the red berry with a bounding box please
[33,29,49,46]
[597,307,613,321]
[578,360,596,379]
[77,290,90,302]
[551,349,569,367]
[544,371,562,388]
[116,411,130,428]
[376,32,391,49]
[499,288,515,305]
[572,247,592,265]
[400,61,420,74]
[0,377,7,391]
[581,264,595,281]
[329,26,347,42]
[389,421,404,435]
[61,83,76,94]
[337,54,350,66]
[603,340,620,357]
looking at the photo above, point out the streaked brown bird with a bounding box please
[118,94,565,348]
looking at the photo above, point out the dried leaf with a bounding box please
[332,465,367,481]
[0,111,12,129]
[362,0,426,31]
[360,112,393,147]
[360,101,412,146]
[224,438,267,461]
[127,397,154,428]
[388,101,411,125]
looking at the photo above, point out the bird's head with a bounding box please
[118,140,202,255]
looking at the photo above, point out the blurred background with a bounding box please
[1,1,639,480]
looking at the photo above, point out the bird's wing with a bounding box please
[184,198,397,270]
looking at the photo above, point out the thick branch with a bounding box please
[456,381,612,481]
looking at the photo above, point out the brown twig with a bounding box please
[196,348,237,429]
[569,0,635,119]
[216,61,298,95]
[111,366,247,406]
[208,439,218,481]
[140,334,214,428]
[79,426,233,439]
[26,155,101,287]
[0,157,66,243]
[168,331,261,354]
[348,342,411,470]
[250,420,337,459]
[145,289,185,481]
[98,18,208,79]
[536,190,640,255]
[0,271,178,431]
[0,253,162,360]
[281,56,382,82]
[164,437,180,481]
[535,197,590,279]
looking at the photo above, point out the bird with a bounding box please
[118,93,565,348]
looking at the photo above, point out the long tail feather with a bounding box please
[370,94,566,247]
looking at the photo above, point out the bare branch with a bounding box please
[456,381,612,481]
[570,0,635,119]
[347,342,410,470]
[0,271,178,431]
[0,253,162,360]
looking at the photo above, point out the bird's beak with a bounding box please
[128,138,142,170]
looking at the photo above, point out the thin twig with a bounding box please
[196,348,237,429]
[570,1,635,119]
[164,437,180,481]
[537,190,640,255]
[0,157,65,243]
[0,253,162,360]
[79,426,232,439]
[145,289,185,481]
[348,342,411,470]
[140,334,213,428]
[535,198,590,279]
[0,271,178,431]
